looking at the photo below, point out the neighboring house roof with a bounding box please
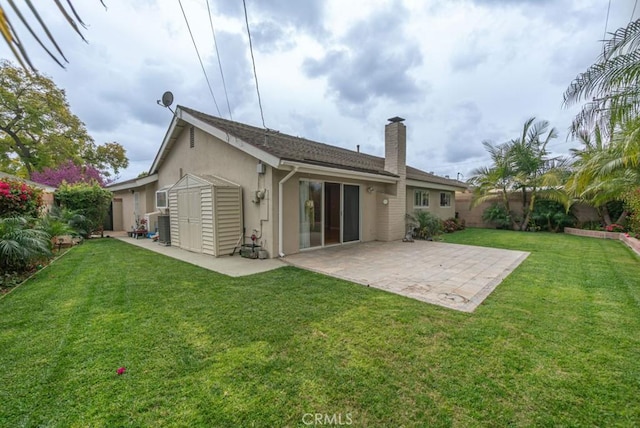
[0,171,57,193]
[106,173,158,192]
[147,106,466,190]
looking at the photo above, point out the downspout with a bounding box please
[278,166,299,257]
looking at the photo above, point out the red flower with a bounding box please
[116,366,126,375]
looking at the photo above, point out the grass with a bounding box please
[0,230,639,427]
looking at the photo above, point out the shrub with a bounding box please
[443,217,465,233]
[530,200,576,233]
[604,223,626,233]
[37,207,87,249]
[624,188,640,236]
[0,178,43,218]
[482,203,512,229]
[407,210,443,239]
[0,217,51,274]
[55,182,112,237]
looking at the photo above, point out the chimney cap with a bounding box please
[387,116,405,123]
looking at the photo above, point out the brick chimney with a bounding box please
[384,116,406,177]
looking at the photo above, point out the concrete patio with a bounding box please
[284,240,529,312]
[111,231,528,312]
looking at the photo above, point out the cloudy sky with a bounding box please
[0,0,635,182]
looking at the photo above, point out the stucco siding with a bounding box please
[406,186,457,220]
[279,170,379,256]
[156,126,275,257]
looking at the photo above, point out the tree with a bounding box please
[468,140,517,229]
[509,118,568,230]
[0,60,128,178]
[468,118,570,230]
[564,19,640,138]
[32,160,110,188]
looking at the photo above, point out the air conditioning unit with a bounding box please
[156,190,169,210]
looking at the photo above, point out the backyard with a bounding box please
[0,229,639,427]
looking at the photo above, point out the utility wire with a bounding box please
[632,0,638,21]
[177,0,221,116]
[205,0,232,120]
[242,0,266,128]
[602,0,611,54]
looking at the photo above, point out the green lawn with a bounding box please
[1,230,639,427]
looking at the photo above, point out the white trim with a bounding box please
[281,160,398,184]
[107,173,158,192]
[413,189,430,208]
[278,167,299,257]
[180,109,281,168]
[406,179,465,191]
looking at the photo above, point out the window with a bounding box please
[414,189,429,207]
[440,192,451,207]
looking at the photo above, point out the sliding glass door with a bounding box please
[299,180,360,249]
[299,181,322,249]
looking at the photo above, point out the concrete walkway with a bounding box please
[112,233,285,277]
[285,240,529,312]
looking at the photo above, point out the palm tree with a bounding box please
[509,117,569,230]
[564,19,640,138]
[567,121,640,224]
[0,2,105,71]
[0,217,51,273]
[469,118,570,230]
[468,140,517,228]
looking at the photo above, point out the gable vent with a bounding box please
[190,126,195,148]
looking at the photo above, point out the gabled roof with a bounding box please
[149,106,466,190]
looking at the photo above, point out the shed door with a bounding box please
[178,188,202,252]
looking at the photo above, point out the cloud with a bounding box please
[215,0,326,35]
[442,102,489,163]
[302,1,424,114]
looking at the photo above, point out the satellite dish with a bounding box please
[161,91,174,107]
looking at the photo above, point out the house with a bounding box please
[107,106,467,258]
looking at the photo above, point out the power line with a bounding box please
[205,0,232,120]
[177,0,221,116]
[242,0,266,128]
[602,0,612,53]
[632,0,638,21]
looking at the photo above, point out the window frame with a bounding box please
[414,189,430,208]
[439,192,451,207]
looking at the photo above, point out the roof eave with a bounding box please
[107,173,159,192]
[406,178,467,192]
[280,160,398,183]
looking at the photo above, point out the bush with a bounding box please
[37,206,87,249]
[443,217,465,233]
[482,203,512,229]
[530,200,576,232]
[0,217,51,274]
[604,223,626,233]
[0,178,43,218]
[407,210,443,239]
[55,182,112,237]
[624,188,640,236]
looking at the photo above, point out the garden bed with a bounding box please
[564,227,640,257]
